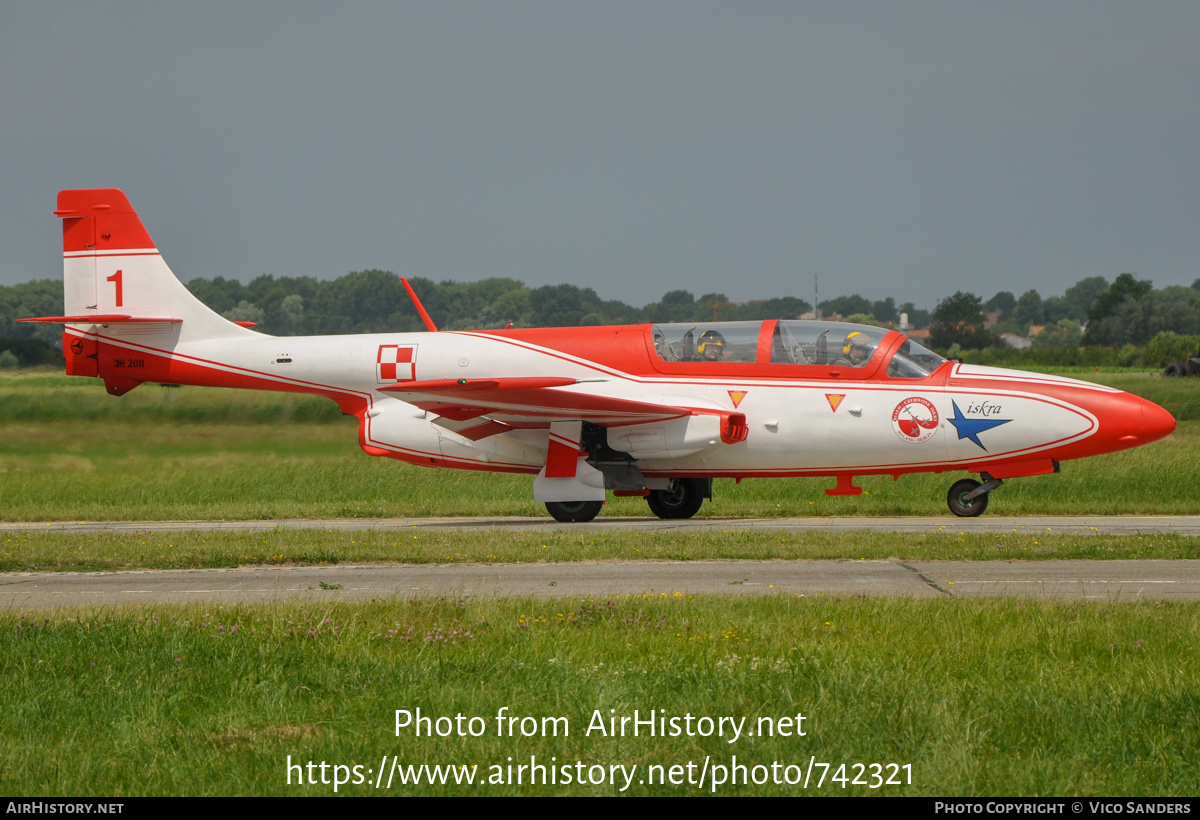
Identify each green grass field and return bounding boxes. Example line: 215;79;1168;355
2;596;1196;796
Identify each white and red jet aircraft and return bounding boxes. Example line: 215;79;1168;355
22;189;1176;521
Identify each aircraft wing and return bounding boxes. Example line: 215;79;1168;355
379;377;748;443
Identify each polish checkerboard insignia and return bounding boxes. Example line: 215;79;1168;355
377;345;417;383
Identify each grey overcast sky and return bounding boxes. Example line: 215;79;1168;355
2;2;1198;310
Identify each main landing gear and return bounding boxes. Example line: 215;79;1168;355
544;500;605;523
946;473;1003;517
646;478;710;520
544;478;712;522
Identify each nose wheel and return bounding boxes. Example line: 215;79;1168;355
646;478;708;520
946;474;1002;517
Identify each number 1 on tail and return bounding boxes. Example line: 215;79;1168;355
106;269;123;307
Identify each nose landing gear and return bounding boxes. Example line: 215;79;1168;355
947;473;1003;517
646;478;710;520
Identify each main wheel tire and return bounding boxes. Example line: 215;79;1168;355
545;500;604;523
947;478;989;517
646;479;706;520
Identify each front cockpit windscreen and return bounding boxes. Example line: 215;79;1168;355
652;321;761;363
885;338;946;378
769;321;883;368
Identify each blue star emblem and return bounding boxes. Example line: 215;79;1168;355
948;400;1011;451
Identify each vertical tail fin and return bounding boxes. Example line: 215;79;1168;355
53;188;251;341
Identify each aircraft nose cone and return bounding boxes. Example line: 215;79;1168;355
1140;398;1176;444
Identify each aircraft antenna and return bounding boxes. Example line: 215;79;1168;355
401;278;438;332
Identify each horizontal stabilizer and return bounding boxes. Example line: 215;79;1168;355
17;315;182;324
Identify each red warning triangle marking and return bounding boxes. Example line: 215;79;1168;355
825;394;846;412
728;390;747;408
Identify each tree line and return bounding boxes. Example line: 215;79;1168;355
0;270;928;346
2;269;1199;367
930;275;1200;352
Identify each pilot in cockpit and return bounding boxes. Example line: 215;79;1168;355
697;330;727;361
833;331;875;367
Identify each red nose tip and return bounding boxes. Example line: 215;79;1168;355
1141;399;1176;444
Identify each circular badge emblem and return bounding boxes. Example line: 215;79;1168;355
892;397;939;443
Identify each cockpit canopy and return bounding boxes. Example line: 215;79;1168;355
653;321;761;364
650;319;945;379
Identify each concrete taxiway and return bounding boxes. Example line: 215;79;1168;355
2;560;1199;609
3;516;1196;608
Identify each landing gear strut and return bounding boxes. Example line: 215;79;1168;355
545;500;604;523
646;478;709;520
946;473;1003;517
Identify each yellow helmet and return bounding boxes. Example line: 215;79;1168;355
842;331;872;356
697;330;726;355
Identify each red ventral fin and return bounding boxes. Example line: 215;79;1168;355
103;376;142;396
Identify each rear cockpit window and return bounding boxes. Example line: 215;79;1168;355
652;321;761;364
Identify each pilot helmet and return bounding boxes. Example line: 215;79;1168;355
697;330;727;358
842;331;874;357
